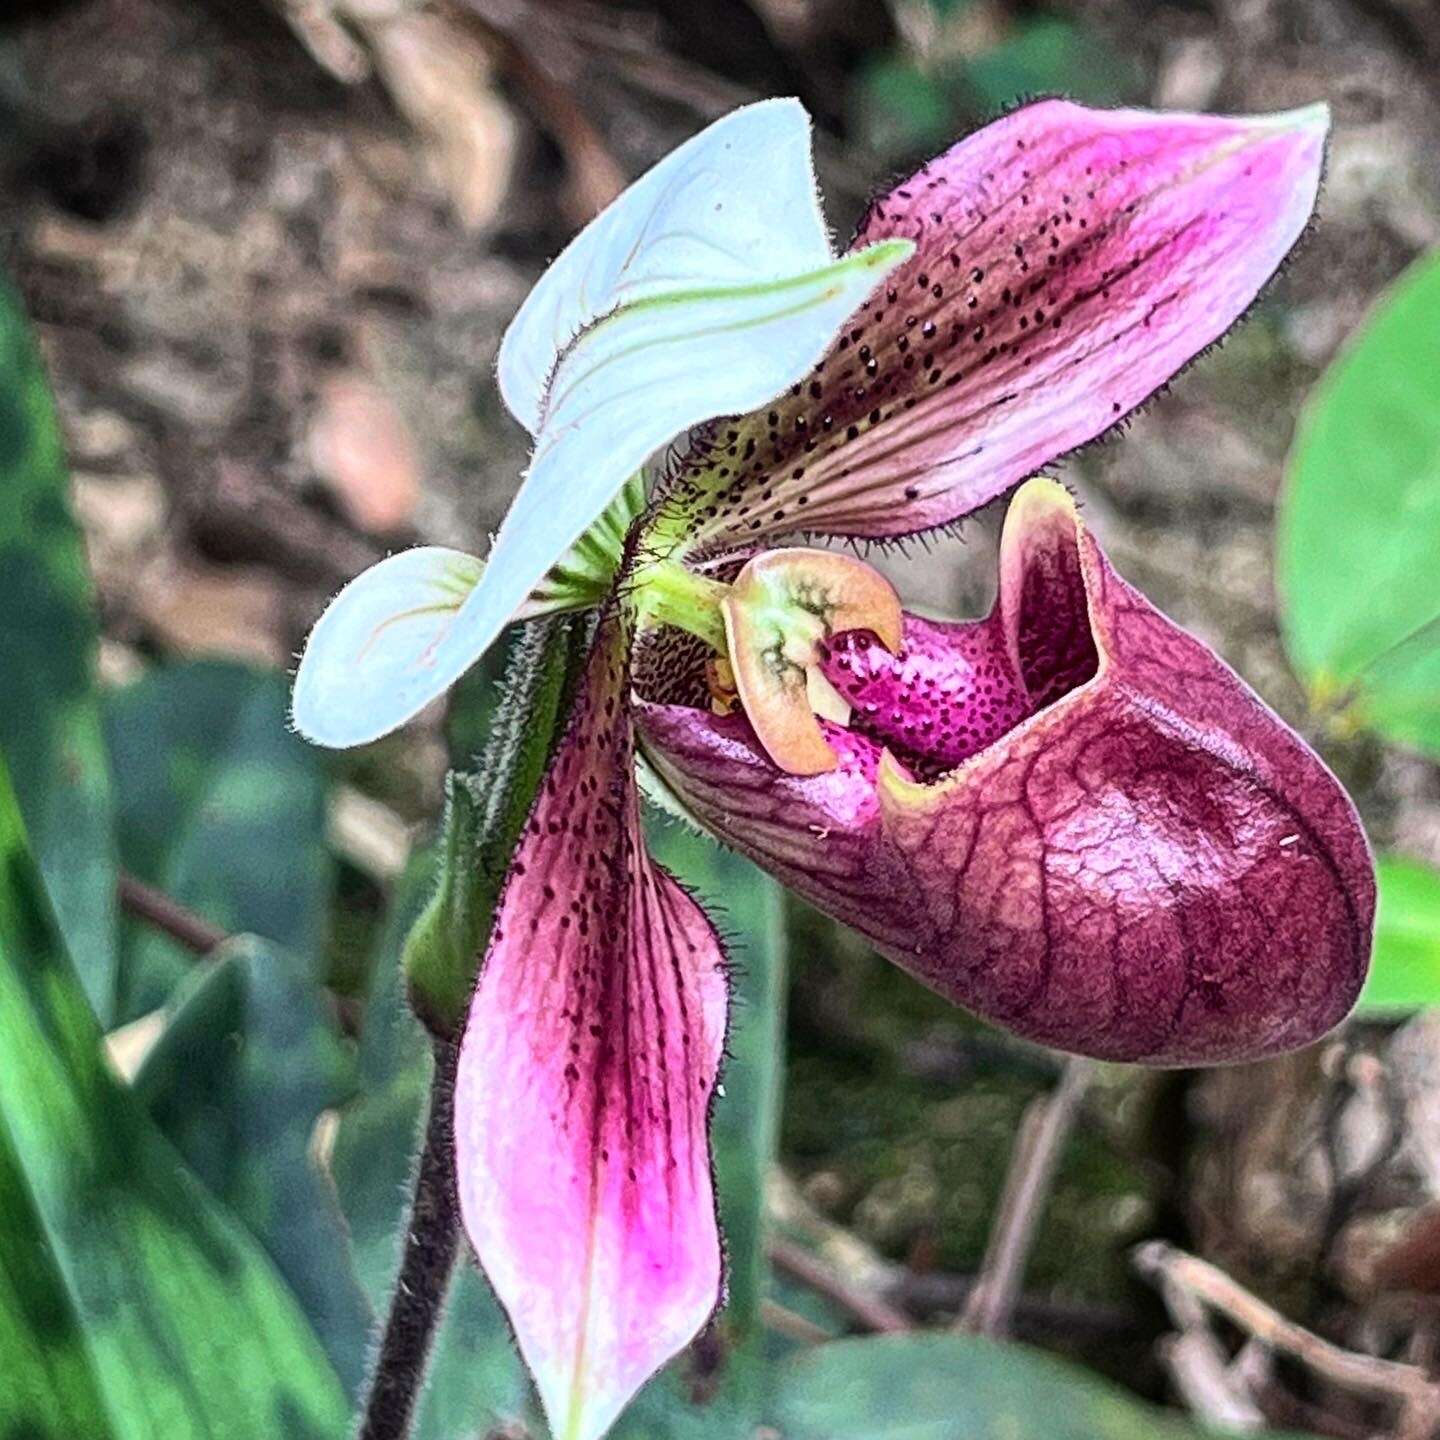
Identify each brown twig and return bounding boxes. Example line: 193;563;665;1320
759;1298;833;1346
767;1237;910;1335
1155;1271;1268;1434
117;871;229;955
888;1271;1138;1342
957;1055;1094;1337
1135;1240;1440;1439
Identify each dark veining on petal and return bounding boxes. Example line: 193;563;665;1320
646;102;1324;555
637;487;1373;1067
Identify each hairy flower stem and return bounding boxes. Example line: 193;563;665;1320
355;1039;462;1440
357;612;594;1440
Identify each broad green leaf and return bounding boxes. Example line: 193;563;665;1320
1278;250;1440;756
1356;856;1440;1013
132;938;371;1395
608;822;788;1439
104;660;333;1021
0;275;118;1020
330;851;531;1440
0;755;349;1440
1347;616;1440;758
770;1333;1318;1439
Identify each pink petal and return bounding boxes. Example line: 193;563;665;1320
663;101;1326;551
455;620;729;1440
638;482;1373;1065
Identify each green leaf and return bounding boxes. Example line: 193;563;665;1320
1355;856;1440;1013
0;753;349;1440
959;18;1130;113
770;1333;1317;1439
1278;250;1440;756
131;938;371;1395
104;660;333;1021
330;851;531;1439
852;56;954;162
0;275;119;1020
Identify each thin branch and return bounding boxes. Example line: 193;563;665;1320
1135;1240;1440;1438
760;1298;833;1346
768;1237;910;1334
957;1055;1094;1337
888;1271;1138;1342
1160;1331;1267;1432
117;871;229;955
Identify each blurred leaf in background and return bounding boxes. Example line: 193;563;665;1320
1278;251;1440;760
1278;250;1440;1015
103;661;334;1021
131;937;371;1396
852;1;1133;165
0;275;119;1021
771;1333;1317;1439
1356;857;1440;1014
0;753;350;1440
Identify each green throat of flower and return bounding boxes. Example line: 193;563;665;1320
625;546;903;777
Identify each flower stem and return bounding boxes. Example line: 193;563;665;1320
355;1039;462;1440
357;612;594;1438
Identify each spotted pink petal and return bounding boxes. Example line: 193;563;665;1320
454;619;728;1440
638;481;1373;1066
663;100;1327;553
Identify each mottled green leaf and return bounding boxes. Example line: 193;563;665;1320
132;938;371;1395
1356;856;1440;1013
771;1333;1317;1439
1278;250;1440;757
104;660;333;1020
0;753;349;1440
0;275;119;1020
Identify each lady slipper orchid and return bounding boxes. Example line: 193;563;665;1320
292;97;1374;1440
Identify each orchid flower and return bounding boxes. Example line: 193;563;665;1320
293;99;1374;1440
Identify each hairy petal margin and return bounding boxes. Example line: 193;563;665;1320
455;618;728;1440
665;100;1328;552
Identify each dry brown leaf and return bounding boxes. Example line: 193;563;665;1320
361;8;518;229
308;373;421;534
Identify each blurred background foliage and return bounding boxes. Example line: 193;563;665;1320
1;0;1439;1436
